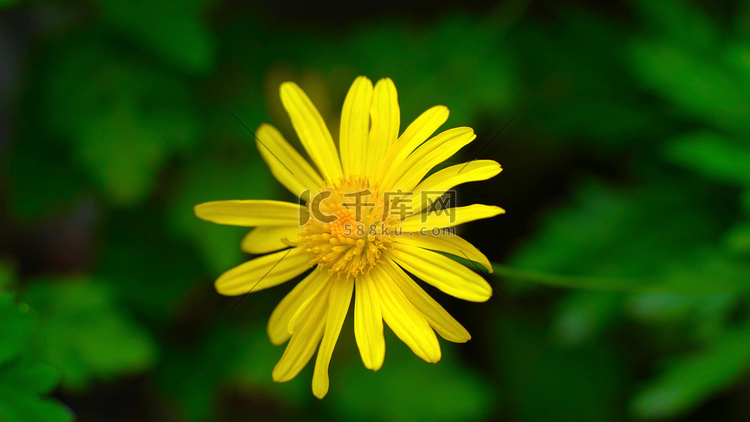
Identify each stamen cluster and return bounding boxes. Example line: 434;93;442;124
301;176;399;277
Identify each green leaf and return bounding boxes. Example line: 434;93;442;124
77;106;169;204
0;294;35;366
629;40;750;132
631;0;719;50
40;34;199;206
99;0;216;74
0;295;72;422
725;222;750;256
505;179;747;294
626;293;704;324
724;43;750;94
0;361;73;422
22;278;157;390
497;251;750;295
493;264;641;292
552;291;623;345
630;326;750;419
646;251;750;295
627;292;736;346
0;360;60;396
665;131;750;187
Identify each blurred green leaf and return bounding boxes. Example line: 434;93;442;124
493;264;641;292
645;251;750;295
630;325;750;420
98;0;217;74
629;39;750;132
632;0;718;50
552;291;623;345
40;35;199;206
0;294;72;422
0;294;35;366
78;105;169;204
725;222;750;256
506;179;746;294
23;278;157;390
627;293;703;324
724;43;750;93
665;131;750;187
0;360;73;422
626;292;737;345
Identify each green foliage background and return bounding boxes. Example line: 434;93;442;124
1;0;750;420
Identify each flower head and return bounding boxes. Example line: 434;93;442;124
195;76;504;398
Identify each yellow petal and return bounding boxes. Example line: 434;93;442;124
354;273;385;371
287;271;331;335
375;105;449;185
410;160;502;213
194;200;304;227
214;247;310;296
241;226;301;254
381;259;471;343
255;123;324;201
272;280;331;383
371;266;441;363
339;76;373;176
400;204;505;232
382;127;476;192
280;82;343;181
365;78;399;178
394;231;492;272
267;270;329;345
312;278;353;399
386;243;492;302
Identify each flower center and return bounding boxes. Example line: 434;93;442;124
301;175;400;278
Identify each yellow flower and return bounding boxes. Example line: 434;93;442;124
195;76;504;398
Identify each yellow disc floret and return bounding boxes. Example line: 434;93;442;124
301;176;400;278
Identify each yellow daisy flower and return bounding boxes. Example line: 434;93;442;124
195;76;504;398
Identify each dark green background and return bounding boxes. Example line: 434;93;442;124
1;0;750;420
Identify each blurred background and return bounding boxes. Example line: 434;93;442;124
2;0;750;420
